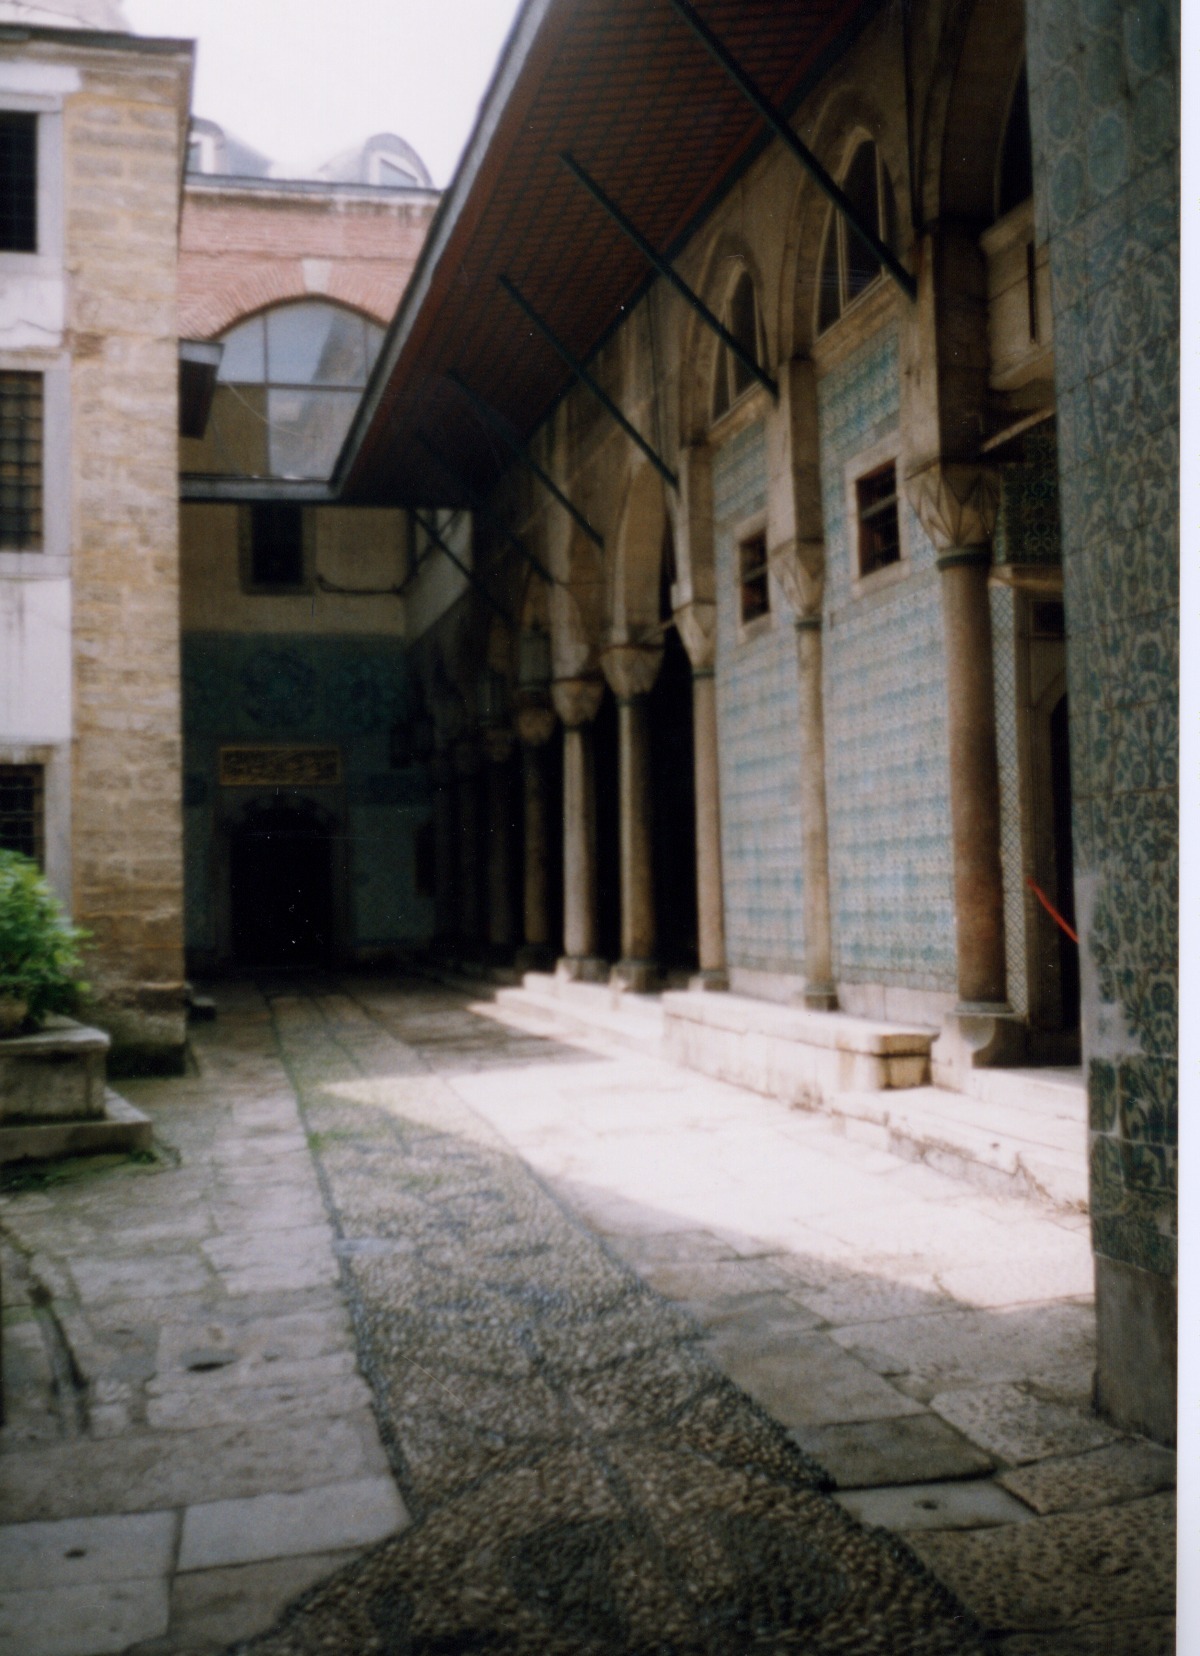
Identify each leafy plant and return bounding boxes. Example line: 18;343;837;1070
0;850;89;1030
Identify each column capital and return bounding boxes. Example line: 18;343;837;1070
768;537;825;621
514;699;557;749
905;461;1000;556
674;600;717;673
551;675;604;729
600;642;662;702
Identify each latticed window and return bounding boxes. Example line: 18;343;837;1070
0;766;43;864
738;529;770;625
712;268;766;421
0;371;43;550
0;111;37;253
816;140;898;333
855;461;901;576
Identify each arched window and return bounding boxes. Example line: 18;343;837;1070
816;139;898;334
207;301;385;480
996;64;1033;219
711;266;766;421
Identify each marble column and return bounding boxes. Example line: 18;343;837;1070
452;738;482;951
482;727;516;958
514;700;557;972
766;549;837;1010
551;676;606;981
602;644;662;992
908;462;1009;1014
674;601;727;988
431;750;458;945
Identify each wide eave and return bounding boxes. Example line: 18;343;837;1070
339;0;877;507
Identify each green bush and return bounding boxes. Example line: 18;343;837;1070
0;849;89;1030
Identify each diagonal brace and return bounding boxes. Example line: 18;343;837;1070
448;371;604;549
561;152;777;400
409;502;514;630
499;275;679;490
416;431;556;588
666;0;917;302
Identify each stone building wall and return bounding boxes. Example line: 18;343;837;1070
1025;0;1179;1439
62;38;192;1068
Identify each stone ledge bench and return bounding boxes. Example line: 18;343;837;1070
660;991;934;1104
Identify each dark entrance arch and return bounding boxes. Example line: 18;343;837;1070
230;801;335;968
649;624;698;975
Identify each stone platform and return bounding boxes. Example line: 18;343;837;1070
0;1019;152;1166
445;970;1087;1214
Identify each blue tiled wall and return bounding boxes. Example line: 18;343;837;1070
819;329;956;991
182;634;433;952
1027;0;1179;1283
713;420;808;975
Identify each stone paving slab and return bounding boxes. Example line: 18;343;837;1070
178;1478;408;1571
835;1478;1034;1532
789;1415;996;1490
995;1439;1179;1514
0;1579;170;1656
0;1510;177;1591
0;977;1176;1653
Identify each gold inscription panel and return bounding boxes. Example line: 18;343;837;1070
218;747;342;788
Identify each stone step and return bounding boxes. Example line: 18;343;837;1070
494;973;666;1054
824;1086;1088;1211
0;1091;153;1166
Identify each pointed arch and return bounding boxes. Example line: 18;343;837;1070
608;460;669;646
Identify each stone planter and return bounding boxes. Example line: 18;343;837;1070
0;1016;152;1164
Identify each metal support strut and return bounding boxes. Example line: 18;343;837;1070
561;152;777;400
417;430;556;588
409;504;514;630
448;371;604;549
499;276;679;490
666;0;917;302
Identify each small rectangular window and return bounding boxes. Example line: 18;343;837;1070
856;462;901;577
249;503;305;588
0;112;37;254
738;530;770;625
0;765;43;865
0;371;43;550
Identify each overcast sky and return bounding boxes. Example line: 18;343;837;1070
122;0;523;185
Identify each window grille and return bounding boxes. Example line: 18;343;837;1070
738;530;770;625
0;112;37;253
0;766;43;864
816;140;898;334
0;371;43;550
856;462;901;577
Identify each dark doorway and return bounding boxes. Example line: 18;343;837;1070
1049;694;1080;1031
230;803;334;968
649;625;698;973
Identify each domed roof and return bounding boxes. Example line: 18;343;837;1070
0;0;130;29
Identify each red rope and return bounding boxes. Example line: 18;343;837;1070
1026;877;1079;945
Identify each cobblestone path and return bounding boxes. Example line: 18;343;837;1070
236;983;983;1655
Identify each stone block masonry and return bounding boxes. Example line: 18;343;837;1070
59;39;194;1070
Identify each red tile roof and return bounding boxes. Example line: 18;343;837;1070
340;0;876;505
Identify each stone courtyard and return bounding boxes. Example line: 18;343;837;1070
0;979;1176;1654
